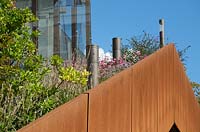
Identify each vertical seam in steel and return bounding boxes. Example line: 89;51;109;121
130;68;133;132
157;54;159;132
84;93;90;132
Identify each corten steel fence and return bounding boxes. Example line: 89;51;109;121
18;44;200;132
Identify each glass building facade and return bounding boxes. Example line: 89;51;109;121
16;0;91;59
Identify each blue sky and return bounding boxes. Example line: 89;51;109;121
91;0;200;83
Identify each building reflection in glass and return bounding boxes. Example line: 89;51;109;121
16;0;91;60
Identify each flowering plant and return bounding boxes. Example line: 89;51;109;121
99;49;147;82
99;57;129;81
122;49;147;65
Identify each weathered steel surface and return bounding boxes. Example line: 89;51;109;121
86;67;132;132
131;51;159;132
18;44;200;132
157;45;175;132
17;94;88;132
171;45;200;132
131;44;200;132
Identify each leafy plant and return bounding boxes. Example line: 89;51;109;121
50;55;90;87
123;32;191;66
124;32;160;56
191;82;200;104
0;1;90;131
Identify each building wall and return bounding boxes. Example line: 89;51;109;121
16;0;91;59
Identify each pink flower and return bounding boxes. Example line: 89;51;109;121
136;51;141;56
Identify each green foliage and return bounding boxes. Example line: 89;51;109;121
50;55;90;86
0;1;89;131
59;67;89;85
121;32;159;65
122;32;190;66
191;82;200;104
124;32;160;55
50;55;64;67
177;45;191;66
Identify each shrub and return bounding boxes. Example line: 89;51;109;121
191;82;200;104
0;1;89;131
99;58;129;82
0;55;89;131
99;49;146;82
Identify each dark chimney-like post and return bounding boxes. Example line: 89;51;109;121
112;37;121;59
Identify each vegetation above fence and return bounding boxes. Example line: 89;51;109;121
0;1;89;131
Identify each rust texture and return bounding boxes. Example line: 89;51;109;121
17;94;88;132
18;44;200;132
86;67;132;132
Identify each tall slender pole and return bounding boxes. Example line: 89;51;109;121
86;0;92;46
112;37;121;60
159;19;165;48
86;44;99;88
32;0;38;49
71;0;78;60
53;4;60;56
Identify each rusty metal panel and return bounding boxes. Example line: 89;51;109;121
131;44;200;132
173;47;186;132
131;51;159;132
178;74;187;132
17;94;88;132
17;44;200;132
184;76;200;132
164;44;200;132
172;43;200;132
87;68;132;132
157;45;175;132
